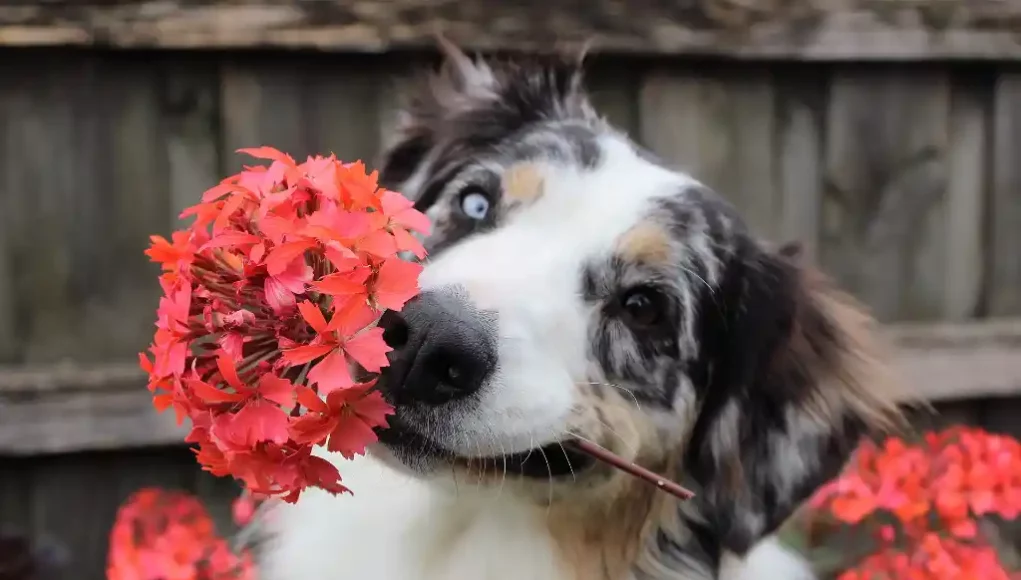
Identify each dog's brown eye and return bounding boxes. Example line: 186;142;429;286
620;288;664;327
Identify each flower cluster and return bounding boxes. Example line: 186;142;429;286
107;488;255;580
140;147;430;502
808;426;1021;579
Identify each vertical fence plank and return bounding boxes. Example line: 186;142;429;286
821;70;952;322
162;57;222;224
30;449;198;580
221;55;385;172
775;67;825;261
0;52;171;364
944;75;989;320
989;74;1021;317
0;59;18;363
638;67;782;241
587;60;642;140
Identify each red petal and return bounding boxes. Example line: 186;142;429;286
202;181;237;203
356;229;398;258
311;268;372;295
280;343;335;366
381;190;431;234
200;232;262;251
343;327;391;373
214;193;247;233
307;350;354;394
347;389;394;428
215;350;247;390
225;400;292;447
294;386;328;413
237;146;296;166
187;378;248;403
302;456;350;496
289;414;336;446
325;417;378;460
392;227;427;259
264;276;297;315
372;258;423;311
257;373;296;407
264;240;316;277
138;352;154;374
296;300;329;334
327;296;379;337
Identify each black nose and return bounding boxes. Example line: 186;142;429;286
379;290;497;406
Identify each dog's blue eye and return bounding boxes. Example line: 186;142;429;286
459;190;490;220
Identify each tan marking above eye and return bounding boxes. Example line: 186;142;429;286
616;222;672;266
502;163;545;203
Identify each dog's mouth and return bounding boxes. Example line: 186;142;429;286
375;417;594;478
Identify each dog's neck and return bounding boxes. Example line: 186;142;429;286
542;477;720;580
417;459;723;580
258;453;811;580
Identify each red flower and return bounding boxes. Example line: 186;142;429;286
107;488;256;580
140;147;429;502
808;427;1021;578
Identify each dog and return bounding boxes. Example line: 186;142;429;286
254;43;905;580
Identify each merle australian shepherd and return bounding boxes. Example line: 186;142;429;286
254;43;905;580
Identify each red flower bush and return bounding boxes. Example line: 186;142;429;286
807;426;1021;579
107;488;255;580
140;147;430;502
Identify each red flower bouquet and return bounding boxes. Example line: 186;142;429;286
806;426;1021;579
140;147;430;502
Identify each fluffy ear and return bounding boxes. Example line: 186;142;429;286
376;39;497;191
685;243;906;555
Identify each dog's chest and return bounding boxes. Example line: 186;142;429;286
258;454;570;580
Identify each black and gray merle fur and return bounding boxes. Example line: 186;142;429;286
256;43;906;580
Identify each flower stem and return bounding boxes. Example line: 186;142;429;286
567;439;695;501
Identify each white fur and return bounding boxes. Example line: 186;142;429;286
417;135;694;456
258;450;816;580
257;108;821;580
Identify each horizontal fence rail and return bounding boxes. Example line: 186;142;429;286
1;1;1020;60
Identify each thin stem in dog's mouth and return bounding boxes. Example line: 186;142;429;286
565;439;695;501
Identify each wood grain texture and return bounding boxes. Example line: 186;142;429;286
989;75;1021;316
163;57;222;224
775;66;826;262
943;73;989;320
1;1;1020;60
821;70;952;322
639;66;783;241
586;62;642;141
220;54;385;173
0;52;170;366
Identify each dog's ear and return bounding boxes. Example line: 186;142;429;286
686;243;906;555
376;39;497;191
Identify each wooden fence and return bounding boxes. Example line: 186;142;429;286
1;1;1021;578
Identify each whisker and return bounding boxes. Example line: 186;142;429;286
536;444;554;518
582;380;643;412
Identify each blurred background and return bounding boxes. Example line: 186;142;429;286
0;1;1019;579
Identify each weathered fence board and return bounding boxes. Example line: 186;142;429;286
638;67;786;241
991;74;1021;317
774;66;826;262
821;70;953;322
944;71;990;321
0;53;170;366
220;55;387;173
2;1;1021;60
1;43;1021;580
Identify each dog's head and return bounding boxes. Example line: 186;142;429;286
371;44;903;556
